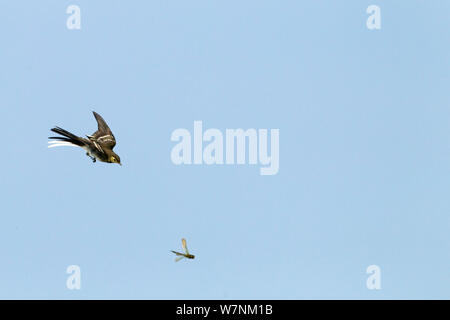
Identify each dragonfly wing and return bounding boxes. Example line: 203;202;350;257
182;238;190;255
175;256;185;262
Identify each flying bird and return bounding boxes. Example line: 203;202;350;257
48;111;121;165
171;238;195;262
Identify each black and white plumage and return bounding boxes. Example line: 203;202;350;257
48;111;121;165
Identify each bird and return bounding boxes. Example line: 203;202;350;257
171;238;195;262
48;111;121;165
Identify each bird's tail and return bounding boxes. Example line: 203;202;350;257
48;127;85;148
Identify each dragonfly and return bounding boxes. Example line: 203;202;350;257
171;238;195;262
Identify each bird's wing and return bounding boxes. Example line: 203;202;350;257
89;111;116;149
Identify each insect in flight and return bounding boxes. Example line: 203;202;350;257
171;238;195;262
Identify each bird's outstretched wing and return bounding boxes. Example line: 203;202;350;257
88;111;116;150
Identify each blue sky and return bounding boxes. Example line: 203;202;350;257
0;1;449;299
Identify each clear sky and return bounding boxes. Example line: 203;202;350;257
0;1;449;299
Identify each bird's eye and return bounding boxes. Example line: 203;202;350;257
111;157;116;162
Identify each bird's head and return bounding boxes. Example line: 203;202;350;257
110;153;121;166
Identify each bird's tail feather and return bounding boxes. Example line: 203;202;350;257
48;127;85;148
47;140;79;148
